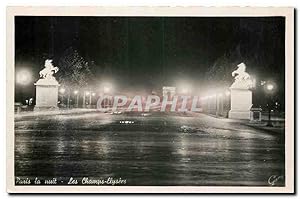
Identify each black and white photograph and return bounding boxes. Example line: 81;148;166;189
6;6;294;193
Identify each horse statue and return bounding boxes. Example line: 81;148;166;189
232;62;250;81
39;59;59;80
231;62;253;89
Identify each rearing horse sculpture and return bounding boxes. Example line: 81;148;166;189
39;59;59;80
232;62;250;81
231;62;253;89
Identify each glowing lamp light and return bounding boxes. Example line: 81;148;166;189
92;92;96;96
181;88;189;94
178;83;191;94
266;84;274;91
74;90;79;95
59;88;66;94
103;86;110;93
16;70;31;85
85;91;90;96
225;90;230;96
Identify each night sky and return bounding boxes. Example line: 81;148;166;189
15;16;285;107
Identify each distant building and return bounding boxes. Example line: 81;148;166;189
162;87;176;98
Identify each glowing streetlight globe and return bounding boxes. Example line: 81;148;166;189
266;84;274;91
59;88;65;94
264;82;276;127
103;86;110;93
74;90;78;95
92;92;96;96
16;70;31;85
225;90;230;96
181;88;189;94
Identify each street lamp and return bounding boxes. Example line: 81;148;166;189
224;90;231;117
74;90;79;107
181;88;189;94
16;69;32;104
177;83;191;95
88;92;96;108
59;88;66;94
101;83;113;109
103;86;111;94
264;82;275;127
266;84;274;91
59;88;66;106
16;69;31;85
225;90;230;97
84;90;93;107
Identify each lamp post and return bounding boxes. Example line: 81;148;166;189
84;91;91;108
82;91;86;108
217;93;224;117
16;69;32;104
67;91;71;109
265;82;275;127
59;88;66;106
91;92;96;108
103;84;112;108
224;90;231;117
74;90;79;108
215;94;218;116
16;70;31;85
89;91;92;106
103;86;110;94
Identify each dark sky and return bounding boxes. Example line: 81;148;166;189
15;16;285;104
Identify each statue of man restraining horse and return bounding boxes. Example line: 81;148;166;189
231;62;253;89
39;59;59;80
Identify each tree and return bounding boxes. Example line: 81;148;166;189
205;44;242;90
57;47;92;89
57;47;93;107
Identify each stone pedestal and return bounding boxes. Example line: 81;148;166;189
34;78;59;111
250;108;262;122
228;88;252;120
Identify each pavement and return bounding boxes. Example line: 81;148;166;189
15;108;98;118
245;122;284;135
14;110;285;186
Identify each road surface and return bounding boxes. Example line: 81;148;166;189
14;111;285;186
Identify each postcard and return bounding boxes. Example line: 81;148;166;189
6;6;294;193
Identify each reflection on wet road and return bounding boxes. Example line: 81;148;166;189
15;112;285;186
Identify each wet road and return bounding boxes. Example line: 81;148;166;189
14;112;285;186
